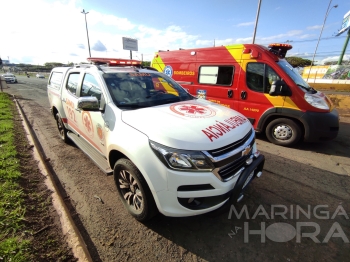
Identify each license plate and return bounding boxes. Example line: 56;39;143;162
242;170;255;189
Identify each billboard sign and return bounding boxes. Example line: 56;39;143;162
122;37;138;51
336;10;350;36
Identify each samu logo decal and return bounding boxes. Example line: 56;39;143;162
163;65;173;77
82;111;94;138
170;103;216;118
96;124;104;141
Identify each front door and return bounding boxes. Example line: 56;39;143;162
79;73;107;156
237;62;284;127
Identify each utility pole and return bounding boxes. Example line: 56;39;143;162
306;0;338;81
252;0;262;44
337;29;350;65
81;9;91;57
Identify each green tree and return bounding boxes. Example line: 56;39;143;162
44;62;64;68
141;61;151;67
285;57;312;67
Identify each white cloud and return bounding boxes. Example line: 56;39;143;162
1;0;333;65
307;25;322;30
298;34;315;39
88;11;135;30
236;22;255;27
0;0;202;64
321;55;350;64
232;30;304;45
235;37;253;43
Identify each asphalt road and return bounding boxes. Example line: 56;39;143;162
3;75;350;262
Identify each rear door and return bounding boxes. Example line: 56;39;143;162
194;65;236;109
61;70;84;134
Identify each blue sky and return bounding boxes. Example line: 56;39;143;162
1;0;349;65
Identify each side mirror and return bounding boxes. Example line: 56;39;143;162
77;96;100;111
269;80;292;96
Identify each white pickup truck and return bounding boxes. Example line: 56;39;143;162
47;58;265;221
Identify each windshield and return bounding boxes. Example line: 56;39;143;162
277;60;313;92
103;72;194;109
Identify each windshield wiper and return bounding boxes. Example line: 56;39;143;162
297;84;317;93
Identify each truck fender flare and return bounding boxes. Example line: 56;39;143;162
256;108;307;135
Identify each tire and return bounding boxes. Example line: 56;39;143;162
266;118;302;146
114;159;157;221
55;113;69;143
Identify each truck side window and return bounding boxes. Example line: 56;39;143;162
199;66;234;86
81;74;102;101
49;72;63;90
66;73;80;96
246;63;281;93
266;66;281;93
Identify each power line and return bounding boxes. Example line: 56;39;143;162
258;35;347;46
284;35;347;44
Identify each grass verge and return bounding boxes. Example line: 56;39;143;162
0;92;76;261
0;92;29;261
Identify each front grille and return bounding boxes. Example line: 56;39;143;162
218;155;250;179
203;128;255;181
207;129;252;157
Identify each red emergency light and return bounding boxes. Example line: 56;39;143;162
87;57;142;66
268;43;293;59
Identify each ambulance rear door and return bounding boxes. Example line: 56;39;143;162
194;64;237;109
192;46;242;110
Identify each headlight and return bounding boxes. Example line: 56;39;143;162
304;93;329;110
150;141;214;171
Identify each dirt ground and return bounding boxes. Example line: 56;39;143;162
10;100;77;261
5;88;350;262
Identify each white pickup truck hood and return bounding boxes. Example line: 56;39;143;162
121;99;252;150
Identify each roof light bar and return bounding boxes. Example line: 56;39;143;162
268;43;293;59
268;43;293;50
87;57;142;66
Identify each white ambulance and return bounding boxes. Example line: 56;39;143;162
47;58;265;221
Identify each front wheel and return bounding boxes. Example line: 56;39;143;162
266;118;302;147
55;113;69;143
114;159;157;221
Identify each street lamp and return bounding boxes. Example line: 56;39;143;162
307;0;338;81
81;9;91;57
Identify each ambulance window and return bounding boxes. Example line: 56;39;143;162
66;73;80;96
246;63;281;93
81;74;102;101
266;66;281;93
199;66;234;86
49;72;63;90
